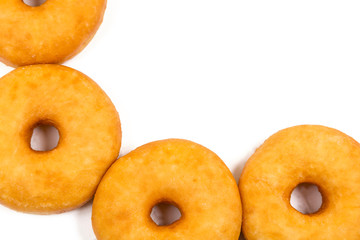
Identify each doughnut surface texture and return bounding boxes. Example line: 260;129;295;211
0;0;106;67
0;64;121;214
92;139;242;240
239;125;360;240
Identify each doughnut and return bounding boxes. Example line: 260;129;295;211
0;0;106;67
92;139;242;240
0;64;121;214
239;125;360;240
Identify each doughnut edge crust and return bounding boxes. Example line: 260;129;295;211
0;64;121;214
0;0;107;67
92;139;242;240
239;125;360;240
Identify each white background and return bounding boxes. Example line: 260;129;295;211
1;0;360;239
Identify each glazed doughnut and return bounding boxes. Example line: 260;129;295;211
92;139;242;240
239;125;360;240
0;0;106;67
0;64;121;214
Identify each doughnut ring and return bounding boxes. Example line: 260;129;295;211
0;0;106;67
92;139;242;240
0;64;121;214
239;125;360;240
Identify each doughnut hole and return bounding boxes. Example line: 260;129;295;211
150;202;182;226
30;123;60;152
23;0;47;7
290;183;323;214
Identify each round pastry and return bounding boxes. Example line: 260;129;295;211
0;0;106;67
92;139;242;240
239;125;360;240
0;64;121;214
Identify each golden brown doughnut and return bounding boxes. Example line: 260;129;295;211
92;139;242;240
0;0;106;67
0;64;121;214
239;125;360;240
